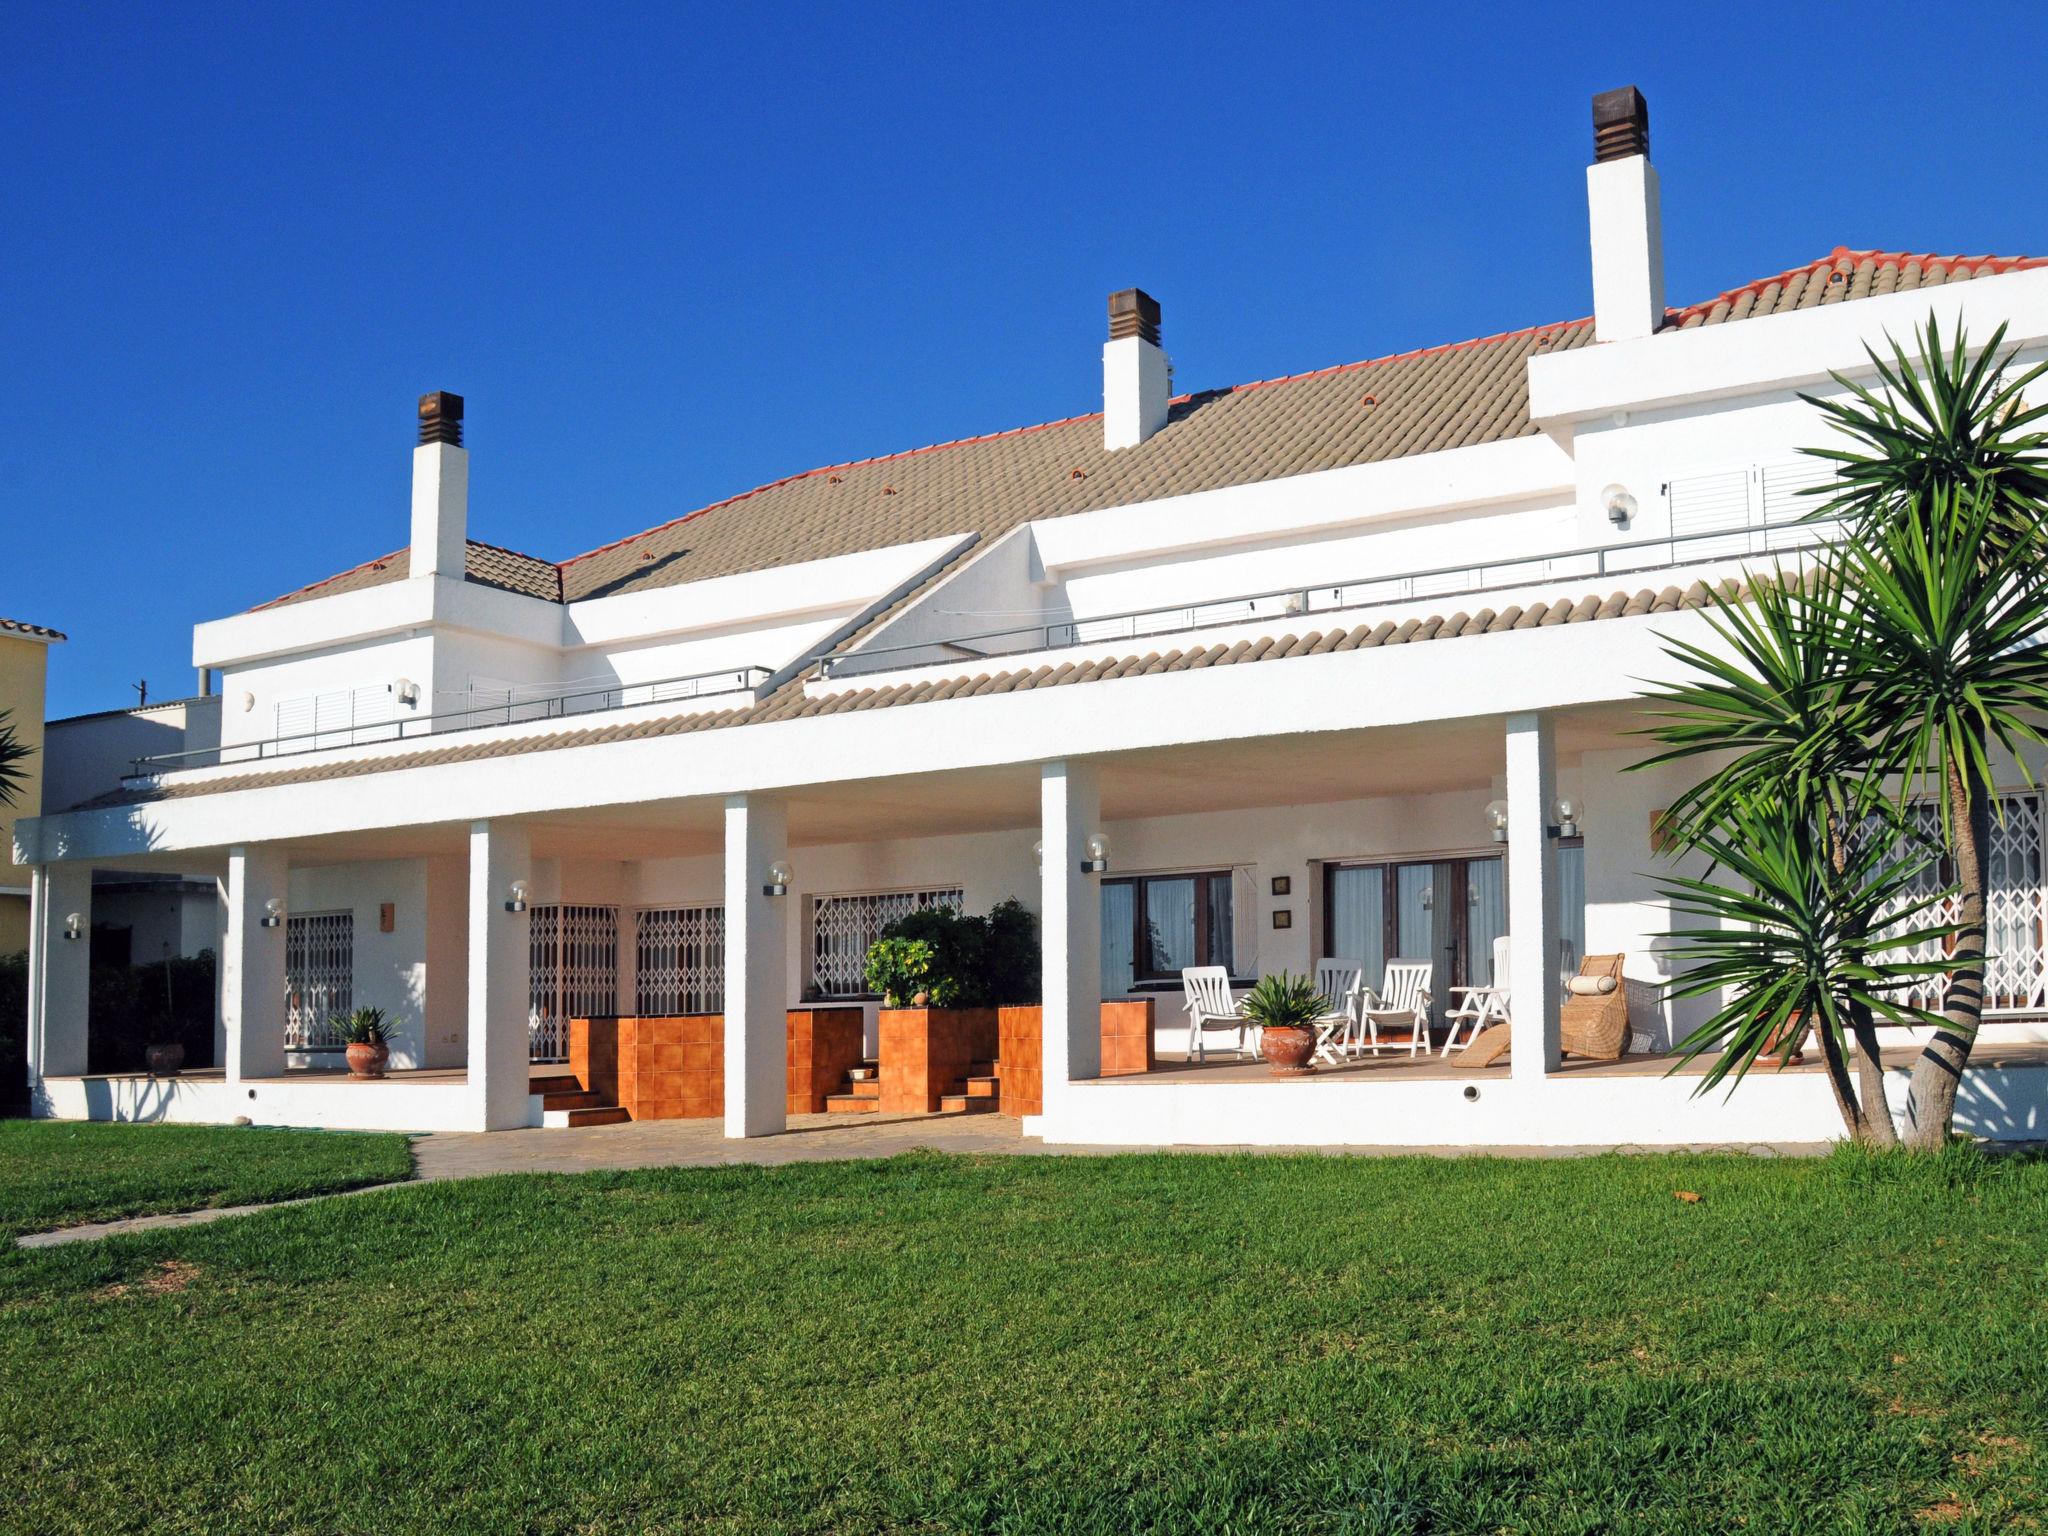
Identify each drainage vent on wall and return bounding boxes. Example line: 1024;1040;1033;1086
1463;1086;1480;1102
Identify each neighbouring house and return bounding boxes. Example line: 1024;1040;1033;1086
0;616;65;957
43;693;225;970
16;88;2048;1143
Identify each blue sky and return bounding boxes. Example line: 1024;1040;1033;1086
8;1;2047;718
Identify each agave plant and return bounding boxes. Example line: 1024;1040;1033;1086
330;1005;396;1047
0;709;30;810
1239;972;1329;1031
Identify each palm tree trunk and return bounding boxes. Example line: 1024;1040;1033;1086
1847;1004;1898;1147
1824;806;1897;1145
1902;756;1990;1149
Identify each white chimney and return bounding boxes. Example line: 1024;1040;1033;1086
409;390;467;579
1102;288;1168;450
1586;87;1665;343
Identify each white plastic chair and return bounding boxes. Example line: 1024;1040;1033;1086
1180;966;1251;1061
1359;960;1433;1058
1443;937;1510;1058
1311;960;1365;1064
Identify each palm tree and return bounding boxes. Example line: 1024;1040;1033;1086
1639;316;2048;1148
0;709;29;809
1807;318;2048;1146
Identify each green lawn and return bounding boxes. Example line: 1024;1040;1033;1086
0;1120;414;1240
1;1147;2043;1534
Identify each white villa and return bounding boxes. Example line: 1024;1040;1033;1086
17;88;2048;1146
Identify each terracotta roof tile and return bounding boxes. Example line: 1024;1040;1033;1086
0;617;65;641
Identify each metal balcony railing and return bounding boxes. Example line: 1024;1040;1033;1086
129;665;774;777
817;514;1838;681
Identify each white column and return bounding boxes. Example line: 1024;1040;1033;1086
723;793;788;1138
467;820;532;1130
223;845;289;1081
1041;761;1103;1114
26;863;92;1086
1506;712;1562;1079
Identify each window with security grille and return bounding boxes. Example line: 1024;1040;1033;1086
635;905;724;1015
809;887;964;997
528;905;619;1061
285;911;353;1049
1871;792;2047;1016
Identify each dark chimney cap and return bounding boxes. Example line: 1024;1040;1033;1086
418;391;464;447
1592;86;1649;163
1108;288;1161;346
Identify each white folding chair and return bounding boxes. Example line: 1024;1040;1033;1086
1359;960;1433;1058
1311;960;1365;1064
1180;966;1251;1061
1443;936;1510;1057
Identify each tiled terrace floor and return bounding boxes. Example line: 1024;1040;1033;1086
1122;1039;2048;1086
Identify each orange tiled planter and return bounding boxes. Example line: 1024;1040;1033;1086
878;1007;998;1114
998;999;1154;1116
786;1007;866;1113
569;1009;868;1120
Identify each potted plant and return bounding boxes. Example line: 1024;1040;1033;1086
144;1041;185;1076
332;1006;397;1079
1242;972;1328;1077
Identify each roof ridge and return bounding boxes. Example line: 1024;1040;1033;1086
1664;246;2048;330
558;409;1106;572
252;547;407;611
561;317;1593;572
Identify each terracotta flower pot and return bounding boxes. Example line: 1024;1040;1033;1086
346;1041;390;1079
144;1042;185;1077
1260;1022;1317;1076
1763;1012;1810;1065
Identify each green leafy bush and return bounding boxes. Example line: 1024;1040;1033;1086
863;901;1041;1008
864;937;938;1008
87;951;218;1075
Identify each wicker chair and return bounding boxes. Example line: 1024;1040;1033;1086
1455;953;1631;1067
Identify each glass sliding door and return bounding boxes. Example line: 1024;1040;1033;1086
1325;857;1498;1032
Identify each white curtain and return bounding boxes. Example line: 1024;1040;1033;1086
1327;867;1385;981
1100;883;1135;996
1146;877;1197;973
1467;858;1507;985
1230;866;1257;978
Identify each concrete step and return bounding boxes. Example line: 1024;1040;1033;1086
847;1078;882;1099
938;1094;998;1115
540;1089;610;1112
529;1074;582;1097
542;1104;630;1128
824;1093;880;1114
964;1075;1000;1098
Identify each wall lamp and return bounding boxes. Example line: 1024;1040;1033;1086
62;912;83;941
1484;799;1585;843
260;897;285;929
763;860;792;898
394;676;421;707
1602;483;1637;527
1079;833;1110;875
505;880;528;913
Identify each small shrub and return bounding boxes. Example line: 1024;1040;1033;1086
865;937;938;1008
865;901;1042;1008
